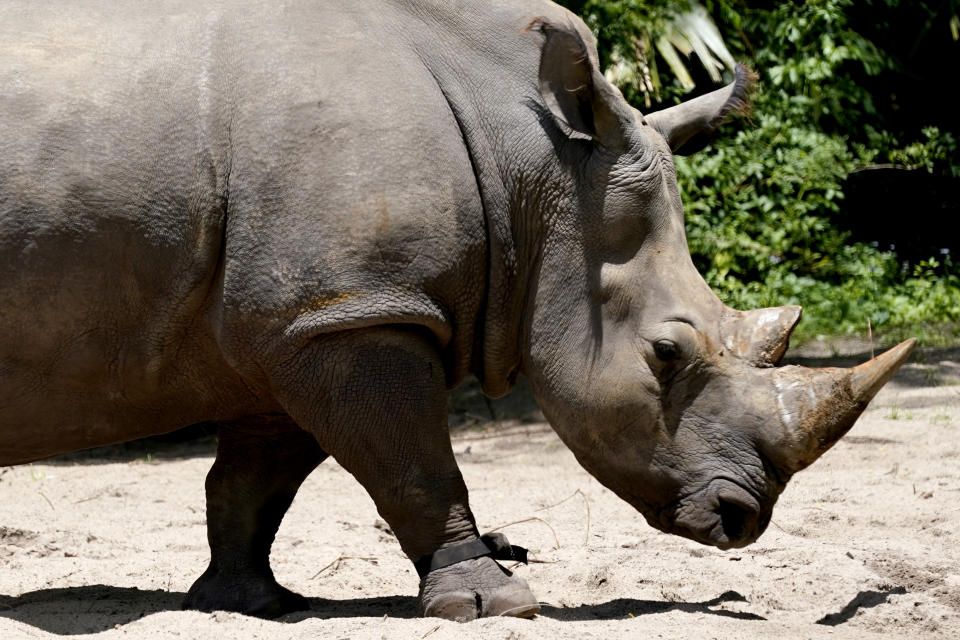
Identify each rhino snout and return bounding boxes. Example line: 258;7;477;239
671;478;769;550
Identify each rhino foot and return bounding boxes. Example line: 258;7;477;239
419;556;540;621
183;567;309;618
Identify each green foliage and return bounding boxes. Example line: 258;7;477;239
886;127;960;178
564;0;960;343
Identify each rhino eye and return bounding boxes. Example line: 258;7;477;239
653;340;678;361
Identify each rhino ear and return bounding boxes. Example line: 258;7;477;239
646;64;756;155
531;19;634;149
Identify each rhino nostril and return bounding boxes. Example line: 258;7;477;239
717;497;755;541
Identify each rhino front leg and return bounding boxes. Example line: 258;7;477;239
266;327;539;621
183;414;326;618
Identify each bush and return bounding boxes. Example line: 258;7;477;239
561;0;960;343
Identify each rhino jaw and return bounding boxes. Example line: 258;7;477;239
773;338;916;472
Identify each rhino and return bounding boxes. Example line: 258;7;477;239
1;0;913;623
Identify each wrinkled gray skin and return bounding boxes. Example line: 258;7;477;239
1;0;913;622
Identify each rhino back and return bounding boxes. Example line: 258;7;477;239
0;0;515;461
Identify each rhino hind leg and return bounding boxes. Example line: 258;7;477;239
183;414;326;618
262;326;538;621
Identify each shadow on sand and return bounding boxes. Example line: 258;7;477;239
1;583;917;632
815;586;908;626
0;585;768;635
539;589;765;622
0;585;420;635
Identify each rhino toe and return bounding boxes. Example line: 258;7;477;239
482;581;541;618
419;557;539;621
422;589;480;622
183;567;309;618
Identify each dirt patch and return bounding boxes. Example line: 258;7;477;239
2;356;959;639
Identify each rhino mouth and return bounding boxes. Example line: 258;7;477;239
670;478;768;549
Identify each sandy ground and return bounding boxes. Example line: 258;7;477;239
2;344;960;639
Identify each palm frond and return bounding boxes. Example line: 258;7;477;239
603;1;736;102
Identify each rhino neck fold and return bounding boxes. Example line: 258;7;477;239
415;56;540;398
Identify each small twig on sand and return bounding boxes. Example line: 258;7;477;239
74;491;104;505
310;555;378;579
488;517;560;549
422;624;442;638
536;489;579;511
452;425;551;442
37;491;55;512
507;556;559;570
488;490;593;552
536;489;591;546
769;520;800;536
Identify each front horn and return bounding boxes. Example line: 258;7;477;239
771;339;916;471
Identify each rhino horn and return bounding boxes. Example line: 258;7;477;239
772;339;916;472
725;305;803;366
646;64;756;155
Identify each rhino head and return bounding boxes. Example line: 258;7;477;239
516;19;914;549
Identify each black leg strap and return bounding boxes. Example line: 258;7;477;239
414;532;528;579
